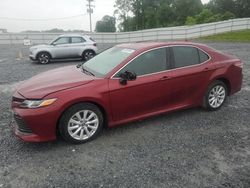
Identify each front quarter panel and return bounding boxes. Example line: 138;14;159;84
31;46;53;59
45;78;111;129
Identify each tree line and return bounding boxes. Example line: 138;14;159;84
95;0;250;32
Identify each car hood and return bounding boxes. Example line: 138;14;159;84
30;44;51;50
17;66;94;99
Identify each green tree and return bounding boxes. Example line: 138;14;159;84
206;0;250;18
221;11;236;20
114;0;244;31
95;15;116;32
235;0;250;18
114;0;133;31
114;0;203;31
172;0;203;25
185;9;236;26
185;16;197;25
195;9;214;24
206;0;236;14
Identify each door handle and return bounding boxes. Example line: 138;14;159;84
159;76;171;81
203;67;213;71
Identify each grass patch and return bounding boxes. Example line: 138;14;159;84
200;29;250;42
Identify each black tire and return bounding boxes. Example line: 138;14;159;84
59;103;103;144
203;80;228;111
82;50;95;61
37;52;51;64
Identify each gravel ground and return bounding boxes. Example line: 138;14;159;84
0;42;250;188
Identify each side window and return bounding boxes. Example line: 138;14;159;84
198;49;209;63
172;46;200;68
71;37;86;43
118;48;168;77
54;37;70;45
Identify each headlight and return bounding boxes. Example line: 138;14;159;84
20;98;57;108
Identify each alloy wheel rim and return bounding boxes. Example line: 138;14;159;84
68;110;99;140
84;52;94;60
39;54;49;64
208;85;226;108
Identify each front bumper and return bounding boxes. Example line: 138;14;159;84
10;110;57;142
10;117;55;142
11;93;59;142
29;54;36;61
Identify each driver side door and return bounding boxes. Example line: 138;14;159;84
108;47;174;124
51;37;71;58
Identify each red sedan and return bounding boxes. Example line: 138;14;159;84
11;42;243;143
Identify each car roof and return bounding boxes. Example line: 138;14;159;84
116;41;211;51
59;34;90;38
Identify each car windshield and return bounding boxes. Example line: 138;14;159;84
82;47;135;77
49;37;58;45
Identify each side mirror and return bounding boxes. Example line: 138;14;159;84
119;71;137;85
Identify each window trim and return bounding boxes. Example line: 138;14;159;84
198;48;210;63
171;46;201;69
53;37;70;45
71;37;86;44
110;45;211;79
113;47;169;78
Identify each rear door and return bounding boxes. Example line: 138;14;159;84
68;37;87;57
169;46;212;106
108;47;174;122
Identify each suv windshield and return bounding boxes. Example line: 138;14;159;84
82;47;135;77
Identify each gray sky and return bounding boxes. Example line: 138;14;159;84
0;0;210;32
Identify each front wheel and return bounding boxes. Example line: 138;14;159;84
59;103;103;144
203;80;227;111
37;52;51;64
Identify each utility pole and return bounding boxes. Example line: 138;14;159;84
86;0;94;32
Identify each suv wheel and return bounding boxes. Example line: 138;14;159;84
37;52;51;64
82;50;95;61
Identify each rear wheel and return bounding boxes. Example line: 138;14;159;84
37;52;51;64
82;50;95;61
203;80;227;111
59;103;103;144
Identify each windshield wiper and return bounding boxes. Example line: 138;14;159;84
81;67;95;76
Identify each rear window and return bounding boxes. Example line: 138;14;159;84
172;46;200;68
198;50;210;63
71;37;85;43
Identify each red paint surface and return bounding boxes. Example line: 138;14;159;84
11;42;243;142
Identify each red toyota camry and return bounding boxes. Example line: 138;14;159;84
11;42;243;143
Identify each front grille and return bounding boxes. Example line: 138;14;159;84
14;114;32;134
12;97;25;108
12;97;24;103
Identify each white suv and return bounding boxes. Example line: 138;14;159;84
29;34;98;64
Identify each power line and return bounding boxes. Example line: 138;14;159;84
0;14;88;21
